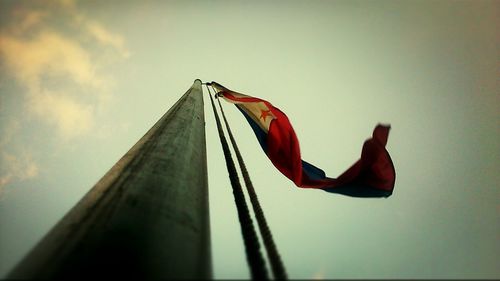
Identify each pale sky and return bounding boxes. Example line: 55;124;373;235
0;0;499;279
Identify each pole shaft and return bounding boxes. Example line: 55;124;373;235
9;79;211;279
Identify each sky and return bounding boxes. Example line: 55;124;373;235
0;0;499;279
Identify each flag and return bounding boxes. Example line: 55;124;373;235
210;82;396;198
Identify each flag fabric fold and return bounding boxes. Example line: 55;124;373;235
210;82;396;198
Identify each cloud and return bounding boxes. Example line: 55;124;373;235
14;10;48;33
0;0;129;140
85;21;131;58
28;90;94;139
0;0;129;190
0;31;98;140
0;120;20;147
0;30;103;91
0;152;39;188
0;121;39;194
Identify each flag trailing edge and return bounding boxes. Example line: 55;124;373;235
210;82;396;198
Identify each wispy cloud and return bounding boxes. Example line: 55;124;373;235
0;120;39;195
0;0;129;191
0;0;129;139
28;89;94;139
85;20;131;58
0;30;104;91
0;151;39;193
0;30;102;139
13;10;48;34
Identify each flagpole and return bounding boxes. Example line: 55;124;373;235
8;79;211;279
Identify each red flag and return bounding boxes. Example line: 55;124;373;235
211;82;396;197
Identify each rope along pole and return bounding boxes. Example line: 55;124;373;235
206;85;269;280
215;92;288;280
